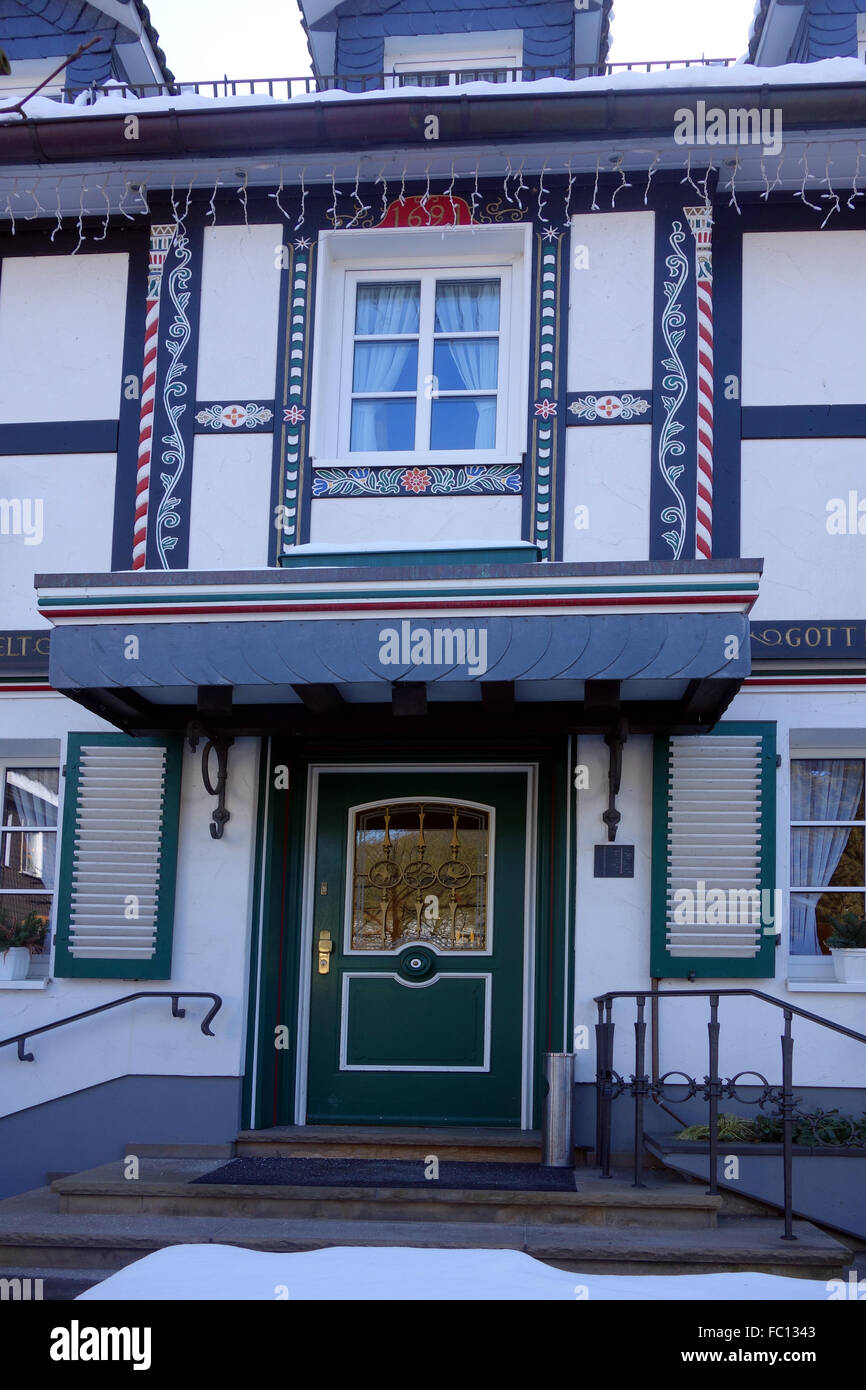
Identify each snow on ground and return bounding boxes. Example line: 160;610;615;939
77;1245;834;1301
2;56;866;125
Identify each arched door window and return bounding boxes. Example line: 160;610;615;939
350;801;490;951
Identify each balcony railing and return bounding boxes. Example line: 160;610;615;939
46;59;736;106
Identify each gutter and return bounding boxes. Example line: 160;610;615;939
1;80;865;167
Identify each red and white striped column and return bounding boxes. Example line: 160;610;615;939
132;224;176;569
685;205;714;560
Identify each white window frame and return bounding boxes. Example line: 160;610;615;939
858;14;866;63
311;224;531;471
383;31;523;88
0;757;60;981
787;745;865;983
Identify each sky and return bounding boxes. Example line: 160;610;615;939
145;0;760;84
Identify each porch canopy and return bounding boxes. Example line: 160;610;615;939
36;554;761;737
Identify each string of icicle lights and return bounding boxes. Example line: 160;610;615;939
0;145;864;245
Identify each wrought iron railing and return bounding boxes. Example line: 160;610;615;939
48;59;736;105
594;989;866;1240
0;991;222;1062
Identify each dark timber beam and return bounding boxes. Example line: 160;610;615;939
196;685;233;720
583;679;621;715
481;681;515;711
291;683;345;714
391;682;427;718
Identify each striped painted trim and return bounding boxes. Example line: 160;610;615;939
38;573;760;623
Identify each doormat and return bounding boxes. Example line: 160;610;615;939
192;1157;577;1192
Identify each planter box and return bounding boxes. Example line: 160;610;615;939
831;948;866;984
0;947;30;981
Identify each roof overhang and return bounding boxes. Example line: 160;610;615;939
36;559;761;738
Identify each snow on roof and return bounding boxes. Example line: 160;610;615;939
2;55;865;124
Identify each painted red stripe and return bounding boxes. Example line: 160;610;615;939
46;592;759;620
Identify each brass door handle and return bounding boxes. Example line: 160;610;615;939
317;930;334;975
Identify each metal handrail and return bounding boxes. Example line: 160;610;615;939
0;991;222;1062
593;988;866;1241
46;58;736;105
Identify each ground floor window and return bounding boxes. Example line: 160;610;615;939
0;761;59;978
790;752;865;958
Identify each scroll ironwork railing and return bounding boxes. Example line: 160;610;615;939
594;988;866;1240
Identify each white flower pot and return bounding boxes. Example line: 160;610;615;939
830;948;866;984
0;947;30;981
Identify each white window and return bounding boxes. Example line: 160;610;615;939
312;225;531;470
384;32;523;88
0;761;59;979
788;749;865;979
859;14;866;62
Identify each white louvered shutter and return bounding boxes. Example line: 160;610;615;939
54;736;181;978
652;726;776;978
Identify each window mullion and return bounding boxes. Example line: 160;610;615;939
417;273;435;451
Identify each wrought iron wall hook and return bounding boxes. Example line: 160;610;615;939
201;735;233;839
602;717;629;842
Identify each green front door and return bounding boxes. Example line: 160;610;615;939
306;770;530;1126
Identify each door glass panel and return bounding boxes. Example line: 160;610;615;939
351;801;490;951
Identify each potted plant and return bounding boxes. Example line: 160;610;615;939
0;909;48;981
825;910;866;984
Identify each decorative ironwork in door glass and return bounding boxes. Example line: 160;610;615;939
351;802;489;951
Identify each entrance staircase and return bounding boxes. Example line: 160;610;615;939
0;1127;854;1299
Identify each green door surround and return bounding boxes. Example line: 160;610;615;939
243;739;573;1133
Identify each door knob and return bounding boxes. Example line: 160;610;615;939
317;930;334;975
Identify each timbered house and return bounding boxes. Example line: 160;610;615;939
0;0;864;1262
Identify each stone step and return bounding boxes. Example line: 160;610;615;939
51;1159;722;1228
234;1125;551;1165
0;1212;851;1285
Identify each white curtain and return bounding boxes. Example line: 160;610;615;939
351;284;419;451
433;282;498;448
790;758;864;955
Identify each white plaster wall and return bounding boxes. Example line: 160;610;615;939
562;425;650;561
308;496;524;546
742;230;866;405
196;225;283;400
741;439;866;619
0;452;116;629
188;434;272;570
571;700;866;1091
568;211;655;391
572;734;655;1086
0;693;109;742
0;737;259;1118
0;254;128;422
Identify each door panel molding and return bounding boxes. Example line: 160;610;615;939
339;971;492;1072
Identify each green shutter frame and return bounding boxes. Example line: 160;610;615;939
651;721;777;979
53;733;182;980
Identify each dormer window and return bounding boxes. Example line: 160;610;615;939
383;32;523;89
859;14;866;62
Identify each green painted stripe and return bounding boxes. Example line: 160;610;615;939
38;580;758;610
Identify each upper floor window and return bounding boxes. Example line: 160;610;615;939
348;274;502;453
859;14;866;62
312;224;531;469
384;32;522;88
789;753;864;964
